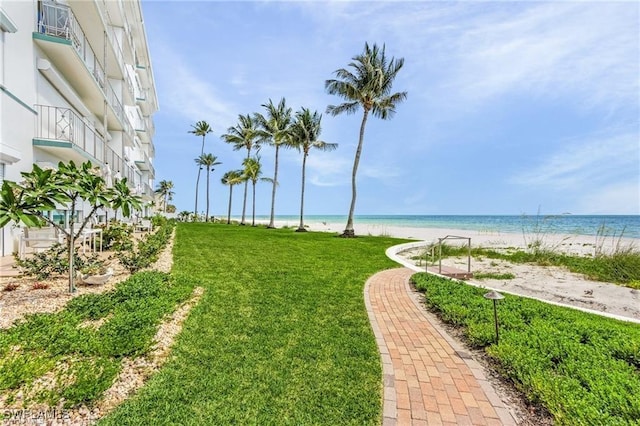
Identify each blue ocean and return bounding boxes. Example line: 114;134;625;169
260;215;640;239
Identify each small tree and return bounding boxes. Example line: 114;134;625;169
0;161;141;292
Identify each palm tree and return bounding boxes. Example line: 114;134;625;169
189;121;213;219
221;170;244;224
289;108;338;232
154;180;174;213
325;43;407;237
242;156;269;227
254;98;292;229
195;153;222;222
221;114;261;225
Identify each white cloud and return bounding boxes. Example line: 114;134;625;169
431;2;639;113
152;45;238;129
306;153;350;187
512;129;639;191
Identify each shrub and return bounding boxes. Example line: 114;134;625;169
14;244;104;280
412;272;640;425
116;220;173;274
100;221;134;251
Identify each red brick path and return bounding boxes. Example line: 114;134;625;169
364;268;516;425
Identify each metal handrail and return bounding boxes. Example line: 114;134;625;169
37;2;131;135
35;105;104;163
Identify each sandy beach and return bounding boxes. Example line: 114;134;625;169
272;219;640;322
276;219;639;256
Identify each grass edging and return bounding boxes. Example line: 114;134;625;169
411;272;640;425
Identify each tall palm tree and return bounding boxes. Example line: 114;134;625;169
221;170;244;224
289;108;338;232
195;153;221;222
254;98;292;229
154;180;174;213
242;156;269;227
189;121;213;219
325;43;407;237
221;114;261;225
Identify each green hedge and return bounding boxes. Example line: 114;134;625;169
412;272;640;425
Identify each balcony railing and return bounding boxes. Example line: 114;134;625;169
104;146;137;191
37;2;131;133
35;105;104;162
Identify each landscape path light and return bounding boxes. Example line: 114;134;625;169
483;290;504;344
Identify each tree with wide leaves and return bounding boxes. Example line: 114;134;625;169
154;180;174;213
325;42;407;237
0;161;141;292
221;114;261;226
221;170;244;225
195;153;222;222
289;108;338;232
242;157;271;227
189;121;213;219
254;98;292;229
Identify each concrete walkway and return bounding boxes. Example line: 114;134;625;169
364;268;517;425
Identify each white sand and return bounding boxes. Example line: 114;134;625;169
271;219;640;322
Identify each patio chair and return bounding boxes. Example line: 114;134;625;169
19;227;60;259
135;219;152;233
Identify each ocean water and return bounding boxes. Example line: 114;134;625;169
261;215;640;239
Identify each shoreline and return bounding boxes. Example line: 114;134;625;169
267;219;639;256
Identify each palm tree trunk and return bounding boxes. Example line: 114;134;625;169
205;167;210;222
241;150;250;225
227;186;233;224
343;109;369;237
194;168;201;219
297;152;308;232
251;181;256;226
268;145;279;228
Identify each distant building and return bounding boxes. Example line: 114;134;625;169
0;0;158;256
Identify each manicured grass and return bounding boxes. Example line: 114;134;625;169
0;272;193;408
100;223;401;425
412;272;640;425
422;244;640;286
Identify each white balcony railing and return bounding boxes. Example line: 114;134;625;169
37;2;131;134
35;105;104;163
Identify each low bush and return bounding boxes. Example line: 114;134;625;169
116;220;173;274
0;271;194;407
99;221;134;251
14;244;104;280
412;272;640;425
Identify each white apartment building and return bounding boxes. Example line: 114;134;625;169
0;0;158;256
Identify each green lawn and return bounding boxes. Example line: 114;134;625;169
100;223;402;425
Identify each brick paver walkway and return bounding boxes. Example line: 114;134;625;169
364;268;517;425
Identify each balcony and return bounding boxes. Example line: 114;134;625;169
134;149;154;176
104;146;137;191
33;2;131;134
33;105;104;165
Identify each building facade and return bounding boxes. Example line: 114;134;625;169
0;0;158;256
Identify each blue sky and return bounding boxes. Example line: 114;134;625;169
142;1;639;217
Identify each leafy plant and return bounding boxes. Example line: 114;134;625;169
0;271;194;408
14;243;105;280
0;161;141;292
100;220;134;251
115;220;173;274
412;272;640;425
